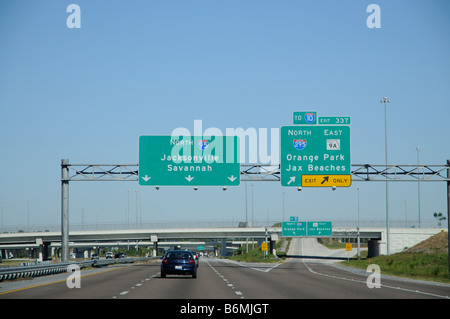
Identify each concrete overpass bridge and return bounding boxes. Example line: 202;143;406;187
0;227;445;260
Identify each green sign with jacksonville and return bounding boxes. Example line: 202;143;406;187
139;135;240;186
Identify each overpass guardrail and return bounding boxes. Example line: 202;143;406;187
0;257;159;282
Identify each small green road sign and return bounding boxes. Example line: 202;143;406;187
290;216;299;221
280;125;351;187
282;221;307;237
293;112;317;125
318;116;351;125
307;221;332;236
282;221;332;237
139;135;240;186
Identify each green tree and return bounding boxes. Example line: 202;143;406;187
433;212;447;227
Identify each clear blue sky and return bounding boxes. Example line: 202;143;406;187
0;0;449;229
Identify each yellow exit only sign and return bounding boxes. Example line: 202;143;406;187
301;175;351;187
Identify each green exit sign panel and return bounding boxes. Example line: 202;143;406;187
139;136;240;186
282;221;332;237
282;222;307;237
307;221;332;236
280;125;351;187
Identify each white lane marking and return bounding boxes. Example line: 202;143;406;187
293;238;450;299
205;259;244;299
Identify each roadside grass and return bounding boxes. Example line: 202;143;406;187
228;244;281;263
341;250;450;284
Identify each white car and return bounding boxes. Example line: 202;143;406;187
105;252;114;259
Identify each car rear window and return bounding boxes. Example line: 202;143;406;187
166;252;192;259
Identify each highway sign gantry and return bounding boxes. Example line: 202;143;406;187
280;125;351;187
139;135;240;186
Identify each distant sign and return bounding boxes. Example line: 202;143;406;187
282;222;307;237
282;221;332;237
307;221;332;236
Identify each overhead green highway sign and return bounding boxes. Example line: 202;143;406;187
282;221;307;237
139;135;240;186
280;125;351;187
282;221;332;237
307;221;332;236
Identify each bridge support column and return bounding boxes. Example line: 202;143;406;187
151;235;158;257
153;242;158;256
221;238;227;257
367;240;380;258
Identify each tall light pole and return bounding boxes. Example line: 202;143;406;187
245;182;248;253
416;146;422;228
127;190;130;229
380;97;390;255
135;189;139;229
357;187;360;259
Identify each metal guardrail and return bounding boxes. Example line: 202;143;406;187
0;257;159;282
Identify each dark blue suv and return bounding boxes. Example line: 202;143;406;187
161;250;197;278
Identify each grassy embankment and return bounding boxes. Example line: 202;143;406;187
339;231;450;284
229;232;450;284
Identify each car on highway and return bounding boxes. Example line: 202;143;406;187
91;253;99;260
161;250;197;278
105;252;114;259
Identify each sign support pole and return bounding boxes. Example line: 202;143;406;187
447;159;450;273
61;159;70;262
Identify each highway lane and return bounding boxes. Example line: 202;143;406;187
0;260;241;299
1;241;449;299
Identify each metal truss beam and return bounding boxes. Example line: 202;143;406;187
65;164;139;181
63;162;450;182
351;164;450;182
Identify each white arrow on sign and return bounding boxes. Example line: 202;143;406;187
228;175;237;182
141;175;151;182
185;175;194;182
287;176;295;185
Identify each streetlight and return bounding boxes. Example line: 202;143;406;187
380;97;390;255
135;189;139;229
357;187;360;259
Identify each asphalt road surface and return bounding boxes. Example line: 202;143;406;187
1;239;449;300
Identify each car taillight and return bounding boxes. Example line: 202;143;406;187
189;259;195;265
163;258;169;264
